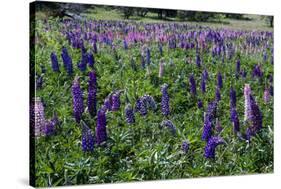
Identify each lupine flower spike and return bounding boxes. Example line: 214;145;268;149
161;84;170;116
204;136;225;158
81;121;94;152
72;77;84;123
95;108;107;145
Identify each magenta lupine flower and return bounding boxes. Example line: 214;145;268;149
125;104;135;124
244;84;252;121
246;95;263;141
72;77;84;123
111;91;121;111
204;136;225;158
81;121;94;152
88;71;97;117
161;83;170;116
95;108;107;145
161;120;176;135
189;74;197;95
34;97;46;137
263;88;270;104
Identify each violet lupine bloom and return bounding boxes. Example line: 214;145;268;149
88;71;97;117
203;69;209;80
88;53;95;68
161;120;176;135
189;74;197;95
44;120;56;136
61;47;73;75
125;104;135;124
146;48;151;65
244;84;252;121
204;136;225;158
230;87;236;108
111;91;121;111
215;87;221;101
123;39;128;50
50;52;60;72
143;94;157;111
81;121;94;152
201;76;206;93
103;96;112;111
230;107;240;133
77;52;88;72
246;95;263;141
34;97;46;137
161;83;170;116
95;108;107;145
217;72;223;89
182;141;189;153
202;114;212;141
135;97;147;116
252;64;263;78
198;99;203;109
263;88;270;104
196;54;201;68
72;77;84;123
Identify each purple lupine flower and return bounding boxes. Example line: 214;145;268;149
77;52;88;72
34;97;46;137
196;54;201;68
103;95;112;112
202;114;212;141
215;87;221;101
198;99;203;109
201;76;206;93
61;47;73;75
88;53;95;67
182;141;189;153
241;69;247;78
217;72;223;89
252;64;263;78
204;136;225;158
246;95;263;140
230;87;236;108
203;69;209;80
50;52;60;72
230;107;240;133
263;88;270;104
123;39;128;50
244;84;251;121
161;120;176;135
143;94;157;111
72;77;84;123
215;118;223;133
189;74;197;95
93;42;98;54
206;101;217;120
146;47;151;65
161;83;170;116
135;97;147;116
95;108;107;145
111;91;121;111
88;71;97;117
44;120;56;136
81;121;94;152
125;104;135;124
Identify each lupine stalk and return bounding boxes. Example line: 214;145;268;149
189;74;197;95
135;97;147;116
72;77;84;123
95;108;107;145
125;104;135;124
217;72;223;89
111;91;121;111
161;84;170;116
263;88;270;104
88;71;97;117
182;141;189;153
50;52;60;72
204;136;225;158
61;47;73;75
81;121;94;152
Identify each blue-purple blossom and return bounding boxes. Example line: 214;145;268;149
81;121;94;152
88;71;97;117
61;47;73;75
143;94;157;111
88;53;95;67
202;114;212;141
161;120;176;135
125;104;135;124
111;91;121;111
34;97;46;137
72;77;84;123
198;99;203;109
146;47;151;65
161;83;170;116
189;74;197;95
204;136;225;158
95;108;107;145
135;97;147;116
230;107;240;133
50;52;60;72
196;54;201;68
182;141;189;153
215;87;221;101
217;72;223;89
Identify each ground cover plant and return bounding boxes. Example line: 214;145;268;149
31;2;273;187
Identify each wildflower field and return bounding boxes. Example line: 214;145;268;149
31;4;273;187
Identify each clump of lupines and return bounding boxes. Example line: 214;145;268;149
182;141;189;153
95;108;107;145
125;104;135;124
61;47;73;75
246;95;263;140
88;71;97;117
72;77;84;123
111;91;121;111
204;136;225;158
50;52;60;72
161;83;170;116
81;121;94;152
135;97;147;116
263;88;270;104
34;97;46;137
244;84;252;121
161;120;176;135
217;72;223;89
189;74;197;95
